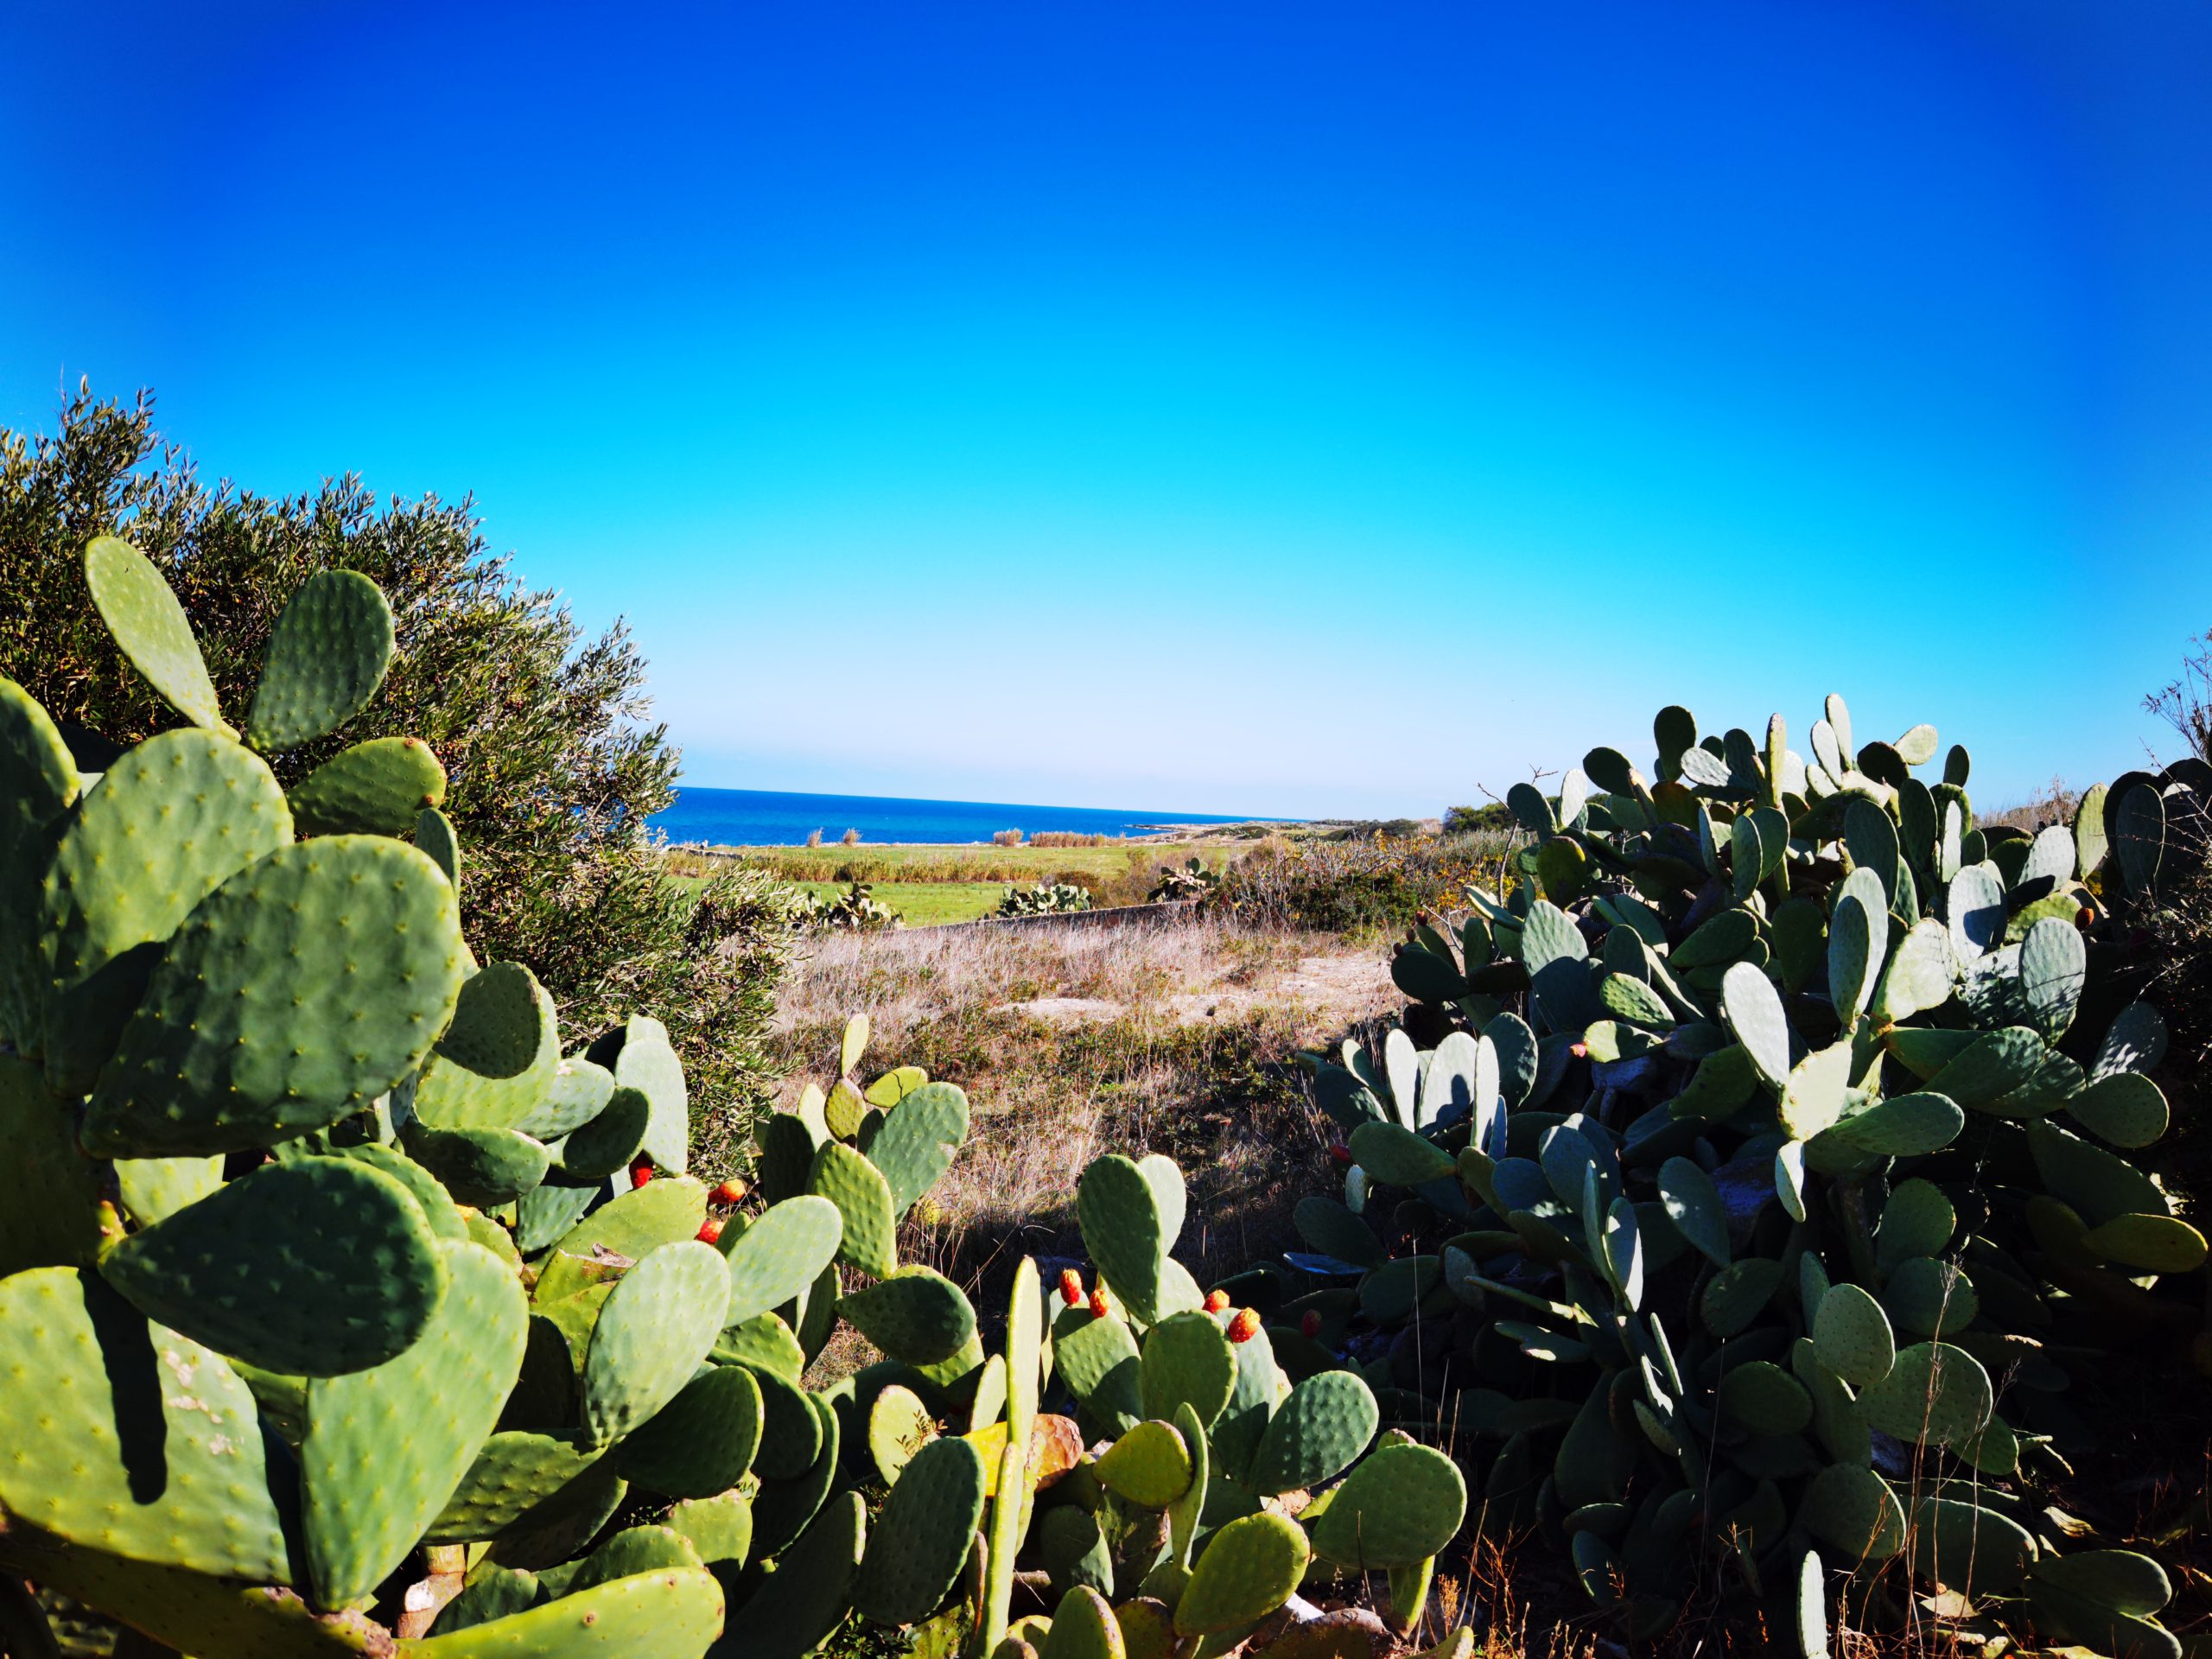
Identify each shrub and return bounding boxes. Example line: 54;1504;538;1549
0;385;787;1161
1281;692;2193;1655
1443;801;1513;836
1032;830;1115;847
842;826;861;844
807;826;824;847
992;828;1025;845
1211;836;1501;934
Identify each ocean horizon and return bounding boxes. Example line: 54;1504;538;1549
650;785;1284;848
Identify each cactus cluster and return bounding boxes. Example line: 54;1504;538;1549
792;880;903;933
0;542;1466;1658
997;881;1094;918
1148;858;1223;905
1282;696;2194;1656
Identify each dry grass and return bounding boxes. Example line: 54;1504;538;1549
765;918;1396;1310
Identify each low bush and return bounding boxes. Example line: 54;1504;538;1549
1032;830;1117;847
1213;836;1508;935
998;880;1094;916
992;827;1025;845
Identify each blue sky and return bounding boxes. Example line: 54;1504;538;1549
7;3;2210;819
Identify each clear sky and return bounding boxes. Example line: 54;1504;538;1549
6;3;2210;819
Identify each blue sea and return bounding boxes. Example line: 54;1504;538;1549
651;787;1271;848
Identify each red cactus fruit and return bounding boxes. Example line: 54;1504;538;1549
696;1217;724;1244
1204;1288;1230;1313
1227;1307;1262;1344
1089;1288;1109;1319
1328;1144;1354;1168
1060;1268;1084;1306
631;1164;654;1186
1299;1309;1323;1338
713;1179;748;1205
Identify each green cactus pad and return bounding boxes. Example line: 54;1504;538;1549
35;727;291;1087
302;1238;527;1605
406;1123;551;1207
1827;891;1881;1021
416;804;462;893
0;1060;105;1274
515;1183;599;1255
1310;1440;1466;1569
668;1491;754;1566
1719;962;1790;1090
1875;1179;1956;1271
1096;1420;1193;1507
1166;1399;1211;1568
868;1382;939;1483
535;1176;709;1303
289;736;447;836
1292;1196;1384;1270
583;1240;731;1446
480;1460;628;1570
99;1153;445;1376
1052;1306;1144;1436
424;1430;599;1544
1883;1257;1978;1338
1171;1511;1309;1637
111;1150;223;1230
1799;1465;1906;1563
1910;1497;2033;1593
1140;1310;1238;1428
810;1141;899;1279
429;1565;541;1636
717;1312;806;1384
1654;1156;1730;1268
2018;917;2086;1039
2082;1212;2208;1273
1347;1122;1457;1186
750;1392;843;1557
1829;1092;1963;1157
553;1086;652;1179
2027;1117;2168;1225
1811;1284;1895;1388
613;1363;763;1496
245;569;395;750
1923;1027;2045;1109
569;1522;704;1594
1077;1154;1172;1324
723;1194;846;1325
863;1081;970;1217
1859;1340;1992;1446
514;1056;616;1141
591;1014;690;1174
2064;1071;2170;1149
436;962;546;1080
1040;1586;1125;1659
406;1567;724;1659
82;536;230;734
0;674;76;860
1244;1370;1378;1497
838;1267;976;1365
852;1433;988;1626
413;981;560;1136
0;1268;291;1580
1719;1362;1813;1437
1700;1257;1783;1338
85;836;466;1156
1037;1505;1115;1599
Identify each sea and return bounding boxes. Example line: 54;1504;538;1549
650;786;1271;848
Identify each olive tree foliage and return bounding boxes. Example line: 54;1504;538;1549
0;384;791;1169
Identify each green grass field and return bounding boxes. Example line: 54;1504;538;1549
791;880;1006;925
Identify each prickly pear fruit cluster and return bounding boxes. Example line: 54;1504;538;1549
1282;694;2193;1656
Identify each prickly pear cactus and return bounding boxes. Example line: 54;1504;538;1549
0;543;1036;1659
1287;695;2194;1655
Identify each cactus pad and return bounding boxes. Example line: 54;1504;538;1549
2082;1212;2208;1273
613;1363;763;1496
2064;1072;2170;1149
1859;1340;1992;1446
1910;1497;2033;1593
555;1085;652;1179
739;1487;864;1659
436;962;545;1080
1718;1361;1812;1437
852;1433;988;1626
0;1268;291;1580
82;536;230;734
582;1240;731;1446
535;1176;709;1303
0;1060;106;1274
289;737;447;836
1347;1122;1457;1186
1244;1370;1378;1497
1311;1441;1466;1569
1656;1155;1730;1268
405;1567;724;1658
1052;1306;1144;1436
99;1154;446;1376
869;1382;940;1483
1096;1420;1193;1507
1140;1310;1238;1428
722;1194;845;1325
424;1430;599;1544
302;1238;528;1605
1801;1465;1908;1561
405;1124;551;1207
667;1491;753;1567
413;978;561;1135
1830;1092;1964;1157
837;1266;976;1364
245;569;395;750
1720;962;1790;1089
86;836;467;1156
810;1141;899;1279
1043;1586;1126;1659
863;1081;970;1217
1811;1284;1895;1388
1077;1154;1173;1323
1883;1257;1978;1338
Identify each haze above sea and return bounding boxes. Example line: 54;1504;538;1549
652;786;1280;848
